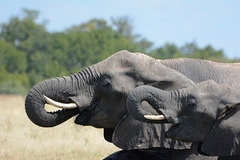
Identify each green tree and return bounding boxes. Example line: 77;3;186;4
180;41;198;55
66;19;111;32
0;9;51;86
64;19;138;71
0;9;237;95
0;40;26;73
111;16;153;53
150;41;230;62
150;43;183;59
180;42;227;61
191;45;225;60
111;16;134;41
0;39;28;94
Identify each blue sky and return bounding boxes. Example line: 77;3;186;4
0;0;239;58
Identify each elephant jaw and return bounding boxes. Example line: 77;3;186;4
74;99;101;126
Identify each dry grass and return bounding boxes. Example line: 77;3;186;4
0;95;119;160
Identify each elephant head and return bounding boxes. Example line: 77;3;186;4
25;50;195;149
127;80;240;156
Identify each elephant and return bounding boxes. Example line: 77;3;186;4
25;50;239;159
103;149;167;160
127;80;240;158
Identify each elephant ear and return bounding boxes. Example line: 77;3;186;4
201;105;240;156
111;60;195;150
139;59;195;90
112;110;192;150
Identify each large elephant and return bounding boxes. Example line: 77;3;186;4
25;50;237;159
127;80;240;158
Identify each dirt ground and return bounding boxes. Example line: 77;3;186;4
0;95;119;160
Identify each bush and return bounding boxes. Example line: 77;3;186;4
0;79;26;94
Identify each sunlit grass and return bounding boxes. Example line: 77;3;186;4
0;95;119;160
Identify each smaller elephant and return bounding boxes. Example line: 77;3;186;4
127;80;240;157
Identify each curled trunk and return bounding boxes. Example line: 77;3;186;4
126;85;169;122
25;77;79;127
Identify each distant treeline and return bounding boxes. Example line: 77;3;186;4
0;9;238;94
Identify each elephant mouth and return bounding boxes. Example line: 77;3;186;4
43;95;100;125
74;99;101;125
74;111;91;125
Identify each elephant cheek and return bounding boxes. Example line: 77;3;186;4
91;112;117;128
75;111;116;128
166;122;207;142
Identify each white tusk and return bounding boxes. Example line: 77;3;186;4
43;95;78;109
144;114;166;121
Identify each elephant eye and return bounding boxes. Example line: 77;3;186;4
188;98;197;108
102;80;111;88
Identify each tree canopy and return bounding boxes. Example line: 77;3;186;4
0;9;238;94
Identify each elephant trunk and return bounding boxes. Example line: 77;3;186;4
25;76;79;127
126;85;171;122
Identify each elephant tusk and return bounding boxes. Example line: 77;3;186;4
43;95;78;109
144;114;166;121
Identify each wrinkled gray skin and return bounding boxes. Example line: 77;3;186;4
25;50;240;159
127;80;240;157
25;50;194;128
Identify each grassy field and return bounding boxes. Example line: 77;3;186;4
0;95;119;160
